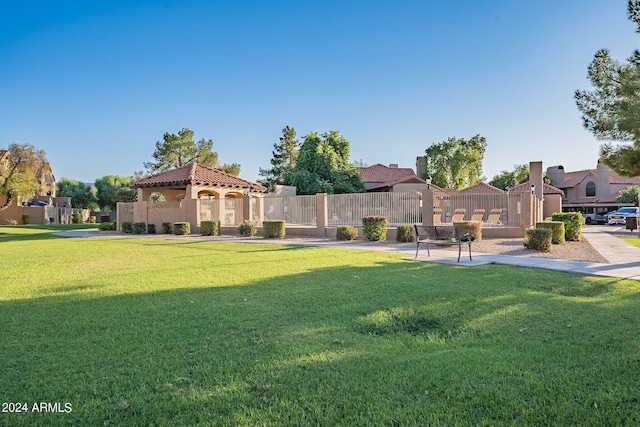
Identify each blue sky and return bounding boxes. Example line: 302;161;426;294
1;1;637;184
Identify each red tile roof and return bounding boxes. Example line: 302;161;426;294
457;182;504;194
358;163;419;183
509;181;564;195
133;163;267;193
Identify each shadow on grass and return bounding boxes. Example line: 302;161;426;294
2;254;639;425
0;225;100;242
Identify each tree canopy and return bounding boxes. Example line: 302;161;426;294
56;178;98;210
489;164;551;191
285;131;365;195
144;128;240;176
575;0;640;176
258;126;299;191
94;175;136;211
422;135;487;190
0;143;48;211
617;185;640;204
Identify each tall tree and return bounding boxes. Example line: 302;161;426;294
575;0;640;176
422;135;487;189
94;175;136;211
258;126;299;191
617;185;640;204
0;143;48;211
56;178;99;210
489;164;530;190
144;128;239;175
285;131;365;195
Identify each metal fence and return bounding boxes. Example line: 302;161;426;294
263;195;317;226
327;192;421;226
435;192;524;227
116;203;134;229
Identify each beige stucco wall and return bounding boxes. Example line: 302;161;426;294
543;194;562;218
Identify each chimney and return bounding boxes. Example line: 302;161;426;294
389;164;398;168
546;165;564;187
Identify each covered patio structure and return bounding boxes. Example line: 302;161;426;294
126;163;267;232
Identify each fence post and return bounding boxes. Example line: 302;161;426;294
316;193;328;236
422;188;434;226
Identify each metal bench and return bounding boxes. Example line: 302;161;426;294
414;224;472;263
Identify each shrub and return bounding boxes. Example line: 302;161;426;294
454;221;482;241
162;222;173;234
133;222;147;234
238;220;257;237
536;221;565;244
201;220;220;236
147;223;156;234
174;222;191;235
523;228;552;252
21;214;30;225
336;226;358;241
71;213;81;224
395;225;414;243
89;216;97;224
99;222;116;231
551;212;582;241
263;220;285;238
5;218;17;225
122;221;134;233
362;216;388;242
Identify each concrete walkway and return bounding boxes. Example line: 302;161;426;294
54;226;640;281
407;226;640;281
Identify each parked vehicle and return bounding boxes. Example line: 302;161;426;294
607;207;640;225
583;213;607;225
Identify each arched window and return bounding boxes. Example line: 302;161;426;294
586;181;596;197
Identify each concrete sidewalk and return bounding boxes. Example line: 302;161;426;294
407;226;640;281
55;227;640;281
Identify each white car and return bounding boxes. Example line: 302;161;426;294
607;207;640;225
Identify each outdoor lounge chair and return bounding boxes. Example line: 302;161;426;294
485;208;503;226
451;208;466;223
470;209;485;222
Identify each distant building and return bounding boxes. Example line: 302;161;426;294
547;161;640;214
357;163;427;193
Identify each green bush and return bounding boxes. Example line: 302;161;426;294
174;222;191;235
21;214;30;225
201;220;220;236
99;222;116;231
362;216;387;242
122;222;134;233
523;228;552;252
336;226;358;241
133;222;147;234
162;222;173;234
147;223;156;234
536;221;565;244
89;216;97;224
454;221;482;241
395;225;414;243
239;220;257;237
551;212;582;241
71;213;81;224
263;220;285;238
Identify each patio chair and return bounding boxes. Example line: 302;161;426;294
433;208;443;225
451;208;466;223
470;209;485;222
485;208;503;226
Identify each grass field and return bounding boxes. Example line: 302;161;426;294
1;225;639;426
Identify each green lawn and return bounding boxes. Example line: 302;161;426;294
623;236;640;248
1;225;639;426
